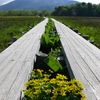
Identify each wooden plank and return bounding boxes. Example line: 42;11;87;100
60;37;98;100
0;22;46;83
55;21;100;59
55;21;100;79
52;19;100;100
0;18;48;100
0;19;45;64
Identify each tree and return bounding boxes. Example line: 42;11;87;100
87;3;93;16
40;9;51;16
52;3;99;17
52;6;63;16
95;4;100;16
21;10;32;16
58;7;67;16
7;10;16;16
0;11;7;16
32;10;40;16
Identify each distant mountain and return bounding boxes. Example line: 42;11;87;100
0;0;79;11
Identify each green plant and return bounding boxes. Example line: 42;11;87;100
49;47;63;58
40;19;60;53
44;53;63;72
43;47;63;73
41;33;60;52
22;69;87;100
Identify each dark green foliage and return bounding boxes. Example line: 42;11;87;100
52;3;100;17
22;96;31;100
40;19;60;53
0;10;52;16
66;96;79;100
40;19;64;73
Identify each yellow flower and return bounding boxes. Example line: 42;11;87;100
44;85;49;88
56;74;67;80
24;82;29;87
43;74;50;78
54;92;58;96
60;92;66;96
28;92;34;98
37;69;43;73
80;93;87;98
48;69;54;73
50;78;57;84
34;86;39;89
39;82;45;85
34;89;41;95
22;89;30;92
43;77;49;81
45;89;51;93
51;95;57;100
53;88;59;92
81;98;87;100
23;69;86;100
36;90;41;93
59;88;66;96
57;80;66;87
31;71;35;74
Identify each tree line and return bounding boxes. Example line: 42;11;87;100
52;2;100;16
0;2;100;17
0;10;51;16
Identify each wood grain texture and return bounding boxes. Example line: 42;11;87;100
52;19;100;100
0;18;48;100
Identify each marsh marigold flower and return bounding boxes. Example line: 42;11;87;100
23;69;87;100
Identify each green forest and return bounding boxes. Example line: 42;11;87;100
0;2;100;17
52;2;100;16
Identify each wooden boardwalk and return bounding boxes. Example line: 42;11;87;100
0;18;48;100
52;19;100;100
0;17;100;100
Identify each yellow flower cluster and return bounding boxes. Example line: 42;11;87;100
23;69;87;100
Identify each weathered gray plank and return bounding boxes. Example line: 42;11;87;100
60;37;98;100
52;19;100;100
0;18;48;100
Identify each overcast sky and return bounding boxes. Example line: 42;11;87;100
0;0;100;6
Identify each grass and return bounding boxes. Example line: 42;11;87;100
52;16;100;48
0;16;43;52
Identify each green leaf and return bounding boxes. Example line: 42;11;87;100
21;96;32;100
66;96;79;100
41;33;50;46
44;54;62;72
55;34;60;43
24;91;30;96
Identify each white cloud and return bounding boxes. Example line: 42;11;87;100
75;0;100;4
0;0;15;6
